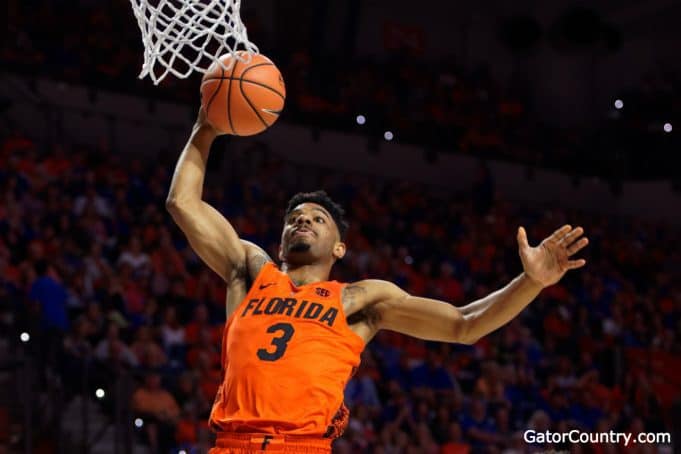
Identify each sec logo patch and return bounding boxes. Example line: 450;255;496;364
315;287;330;297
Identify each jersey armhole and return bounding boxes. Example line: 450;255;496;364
336;282;367;351
225;262;276;327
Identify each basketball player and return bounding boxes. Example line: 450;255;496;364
166;111;589;453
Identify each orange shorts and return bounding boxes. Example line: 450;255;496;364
209;433;332;454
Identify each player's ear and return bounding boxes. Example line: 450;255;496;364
333;242;346;260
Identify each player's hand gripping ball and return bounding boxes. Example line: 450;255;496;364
200;52;286;136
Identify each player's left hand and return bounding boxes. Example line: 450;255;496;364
517;224;589;288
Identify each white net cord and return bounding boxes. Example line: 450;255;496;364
129;0;259;85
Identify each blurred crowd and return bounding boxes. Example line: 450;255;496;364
1;131;679;453
4;0;680;180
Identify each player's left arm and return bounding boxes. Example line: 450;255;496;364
351;225;588;344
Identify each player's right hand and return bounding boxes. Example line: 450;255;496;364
195;107;228;136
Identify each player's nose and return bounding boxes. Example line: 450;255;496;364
296;213;312;226
295;214;312;226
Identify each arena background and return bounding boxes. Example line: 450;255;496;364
1;0;680;453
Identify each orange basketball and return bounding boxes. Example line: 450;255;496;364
200;52;286;136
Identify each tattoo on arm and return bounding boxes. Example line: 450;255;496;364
247;251;272;281
342;284;367;313
343;284;382;328
228;249;272;288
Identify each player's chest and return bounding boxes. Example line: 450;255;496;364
237;290;341;328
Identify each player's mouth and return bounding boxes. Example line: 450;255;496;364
292;227;315;238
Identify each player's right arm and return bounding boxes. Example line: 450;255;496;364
165;113;246;282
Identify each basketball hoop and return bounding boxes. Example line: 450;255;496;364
129;0;258;85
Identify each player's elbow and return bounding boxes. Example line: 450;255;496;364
165;197;194;227
455;316;480;345
165;198;182;221
166;195;191;214
456;332;480;346
458;333;480;346
165;196;178;211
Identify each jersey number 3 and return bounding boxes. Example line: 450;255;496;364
257;322;295;361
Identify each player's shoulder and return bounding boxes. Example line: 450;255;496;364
344;279;406;295
237;240;273;283
343;279;407;334
342;279;407;311
240;239;270;257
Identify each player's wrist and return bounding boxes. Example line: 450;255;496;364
520;271;545;290
193;121;221;139
194;107;224;136
188;123;222;154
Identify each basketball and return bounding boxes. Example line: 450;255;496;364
200;52;286;136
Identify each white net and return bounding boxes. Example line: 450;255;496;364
129;0;258;85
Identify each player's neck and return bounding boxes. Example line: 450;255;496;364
281;262;331;286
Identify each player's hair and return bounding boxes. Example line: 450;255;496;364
285;190;349;239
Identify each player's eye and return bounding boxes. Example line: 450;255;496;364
315;216;325;223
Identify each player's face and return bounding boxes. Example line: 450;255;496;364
279;203;345;265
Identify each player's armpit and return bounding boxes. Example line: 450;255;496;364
354;280;473;344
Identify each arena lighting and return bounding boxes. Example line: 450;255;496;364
664;123;672;133
20;332;30;343
356;115;366;125
384;131;394;141
179;451;187;454
95;388;105;399
614;99;623;109
134;418;144;428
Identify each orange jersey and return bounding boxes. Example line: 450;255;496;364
209;262;365;438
